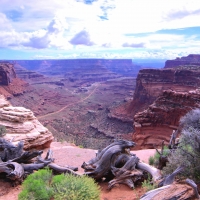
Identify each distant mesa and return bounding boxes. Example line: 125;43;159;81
165;54;200;69
7;59;142;77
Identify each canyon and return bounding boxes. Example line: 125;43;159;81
1;55;200;150
0;59;141;149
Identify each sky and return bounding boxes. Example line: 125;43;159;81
0;0;200;60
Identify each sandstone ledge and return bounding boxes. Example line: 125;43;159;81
0;95;53;150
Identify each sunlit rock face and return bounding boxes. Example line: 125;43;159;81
0;95;53;150
133;89;200;149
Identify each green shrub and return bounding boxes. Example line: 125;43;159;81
18;169;53;200
19;169;100;200
52;174;100;200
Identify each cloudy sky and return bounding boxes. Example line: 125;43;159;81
0;0;200;59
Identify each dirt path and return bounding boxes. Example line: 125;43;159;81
38;83;99;119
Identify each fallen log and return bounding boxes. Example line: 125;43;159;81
82;140;136;180
136;162;162;182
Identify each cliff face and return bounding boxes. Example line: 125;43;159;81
165;54;200;68
0;62;16;85
133;89;200;149
0;62;29;98
132;68;200;114
0;95;53;150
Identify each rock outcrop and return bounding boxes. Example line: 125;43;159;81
133;89;200;149
0;95;53;150
0;62;16;85
0;62;30;99
165;54;200;69
132;68;200;114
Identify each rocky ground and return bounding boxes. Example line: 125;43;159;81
0;142;156;200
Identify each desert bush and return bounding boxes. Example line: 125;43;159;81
163;109;200;181
18;168;53;200
0;125;6;137
52;174;100;200
19;169;100;200
179;108;200;130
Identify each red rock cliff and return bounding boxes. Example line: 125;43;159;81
132;68;200;114
133;89;200;149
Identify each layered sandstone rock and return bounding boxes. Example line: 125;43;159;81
0;95;53;150
133;89;200;149
132;68;200;114
165;54;200;69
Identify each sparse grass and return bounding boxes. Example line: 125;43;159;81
142;176;156;192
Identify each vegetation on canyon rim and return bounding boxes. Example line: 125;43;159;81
161;108;200;181
18;169;100;200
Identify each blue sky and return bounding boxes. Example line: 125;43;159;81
0;0;200;59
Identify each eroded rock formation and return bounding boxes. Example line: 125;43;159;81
0;95;53;150
132;68;200;114
133;89;200;149
0;62;29;98
0;62;16;85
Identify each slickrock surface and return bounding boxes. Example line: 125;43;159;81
133;89;200;149
0;95;53;149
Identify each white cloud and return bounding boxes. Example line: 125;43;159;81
0;0;200;58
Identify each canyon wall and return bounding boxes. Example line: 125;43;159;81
132;68;200;114
132;54;200;149
133;89;200;149
0;62;16;85
0;95;53;150
0;62;29;98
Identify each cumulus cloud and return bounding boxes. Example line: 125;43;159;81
23;17;69;49
69;30;95;46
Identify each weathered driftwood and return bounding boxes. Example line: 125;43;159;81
82;140;136;180
48;163;80;176
0;161;24;183
158;166;184;187
0;139;24;161
0;139;79;184
136;162;161;182
108;155;142;189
